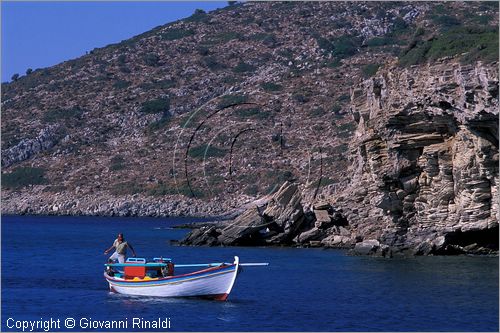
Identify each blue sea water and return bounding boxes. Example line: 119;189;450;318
1;215;498;332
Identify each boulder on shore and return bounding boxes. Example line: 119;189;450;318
180;182;306;246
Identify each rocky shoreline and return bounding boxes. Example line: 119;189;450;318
1;188;229;218
178;181;498;256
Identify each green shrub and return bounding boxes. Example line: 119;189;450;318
391;17;410;35
431;15;460;30
111;181;144;195
471;14;493;25
209;31;242;43
140;97;170;114
479;2;499;10
110;155;126;171
324;59;342;68
365;36;398;47
316;36;335;54
2;167;48;189
142;79;175;90
278;48;294;59
249;33;277;47
234;107;271;119
331;17;353;29
244;184;259;196
310;107;326;117
113;80;131;89
331;143;349;155
249;33;272;41
162;28;194;41
143;53;160;66
332;103;342;114
399;26;499;66
261;82;282;92
188;144;226;159
186;9;208;23
293;93;310;103
362;63;380;78
233;62;256;73
11;74;19;82
337;94;350;103
155;79;175;89
171;183;206;198
117;54;127;64
203;56;226;71
43;106;84;123
317;34;360;59
337;121;356;135
197;46;210;56
146;183;172;196
147;114;171;132
119;66;131;74
218;94;247;108
146;182;205;197
331;35;360;58
43;185;67;193
26;68;33;75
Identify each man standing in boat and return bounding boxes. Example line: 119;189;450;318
104;233;136;263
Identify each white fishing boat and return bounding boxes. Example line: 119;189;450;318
104;256;267;301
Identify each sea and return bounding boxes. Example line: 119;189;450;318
1;215;498;332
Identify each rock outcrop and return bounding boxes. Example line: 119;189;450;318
180;182;310;246
336;60;499;255
1;125;63;167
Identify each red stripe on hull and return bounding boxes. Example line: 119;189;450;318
212;293;229;301
197;293;228;301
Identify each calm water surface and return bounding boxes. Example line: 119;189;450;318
2;215;498;331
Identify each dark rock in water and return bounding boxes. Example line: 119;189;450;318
413;241;435;256
180;182;305;246
180;226;221;246
262;182;306;244
351;239;380;255
217;208;268;246
295;227;326;244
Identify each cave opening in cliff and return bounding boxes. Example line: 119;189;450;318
445;225;499;251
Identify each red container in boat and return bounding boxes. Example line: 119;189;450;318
124;266;146;278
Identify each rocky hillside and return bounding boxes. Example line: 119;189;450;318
2;0;499;249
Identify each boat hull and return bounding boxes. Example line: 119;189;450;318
104;257;239;301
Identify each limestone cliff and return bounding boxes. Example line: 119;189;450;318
333;59;499;255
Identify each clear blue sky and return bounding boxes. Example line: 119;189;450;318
1;1;228;82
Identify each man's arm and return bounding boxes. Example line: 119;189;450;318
104;243;115;255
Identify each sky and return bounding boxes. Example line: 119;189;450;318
1;1;228;82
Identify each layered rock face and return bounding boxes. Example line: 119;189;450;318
181;182;313;246
181;60;499;256
337;60;499;255
180;182;347;247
